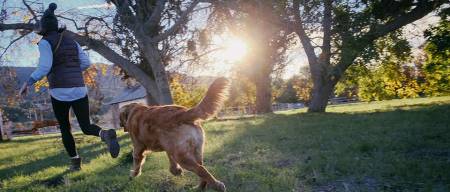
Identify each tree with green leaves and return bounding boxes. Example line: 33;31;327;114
170;74;206;108
421;13;450;96
335;34;423;101
273;78;300;104
291;0;447;112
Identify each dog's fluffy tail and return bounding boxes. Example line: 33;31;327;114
180;77;230;121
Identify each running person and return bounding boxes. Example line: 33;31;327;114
19;3;120;171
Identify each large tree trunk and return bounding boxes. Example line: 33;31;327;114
146;92;159;105
308;77;334;112
143;45;173;105
152;66;173;104
255;71;273;114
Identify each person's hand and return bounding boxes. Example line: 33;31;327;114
19;82;28;97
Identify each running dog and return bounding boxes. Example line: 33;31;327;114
119;78;229;192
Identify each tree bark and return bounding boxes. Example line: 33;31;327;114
308;77;334;112
255;69;273;114
146;92;159;105
142;45;173;104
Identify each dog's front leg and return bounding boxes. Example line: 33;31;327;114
167;153;183;176
130;147;147;178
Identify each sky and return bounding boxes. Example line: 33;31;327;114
0;0;441;79
1;0;109;67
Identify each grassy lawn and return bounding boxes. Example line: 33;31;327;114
1;96;449;192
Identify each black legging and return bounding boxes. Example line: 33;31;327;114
51;95;101;157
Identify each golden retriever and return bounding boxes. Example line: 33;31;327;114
119;78;229;192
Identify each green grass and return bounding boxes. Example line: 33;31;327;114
1;96;450;192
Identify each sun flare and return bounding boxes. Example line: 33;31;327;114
212;35;248;63
204;36;249;75
222;37;248;62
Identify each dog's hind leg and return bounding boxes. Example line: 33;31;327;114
194;141;207;190
130;145;147;178
167;153;182;176
194;141;204;165
177;155;225;192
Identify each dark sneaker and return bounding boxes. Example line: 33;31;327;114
69;157;81;171
100;129;120;158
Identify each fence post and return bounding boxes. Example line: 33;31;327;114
5;121;13;140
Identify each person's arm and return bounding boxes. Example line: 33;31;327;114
20;40;53;96
27;40;53;86
76;42;91;71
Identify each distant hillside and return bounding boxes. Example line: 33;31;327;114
0;64;127;104
13;67;35;85
0;67;36;99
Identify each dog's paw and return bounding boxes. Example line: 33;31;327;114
170;166;183;176
129;170;141;178
208;181;226;192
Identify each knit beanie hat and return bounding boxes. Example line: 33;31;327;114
38;3;58;35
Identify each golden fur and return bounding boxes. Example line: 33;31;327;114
120;78;229;192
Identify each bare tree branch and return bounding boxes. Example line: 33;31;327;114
66;30;161;102
150;0;200;42
145;0;166;28
179;47;221;65
292;0;318;66
84;16;113;35
365;0;446;42
22;0;38;23
0;30;31;58
56;15;85;30
320;0;332;66
0;23;35;31
110;0;138;32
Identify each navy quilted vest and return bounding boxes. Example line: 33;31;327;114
42;31;85;89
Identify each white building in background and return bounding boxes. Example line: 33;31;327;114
106;86;148;129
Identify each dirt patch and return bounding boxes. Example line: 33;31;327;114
221;152;243;165
274;159;294;168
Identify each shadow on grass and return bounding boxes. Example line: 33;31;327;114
0;133;130;181
0;133;132;192
200;103;450;191
0;141;98;180
51;102;449;191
